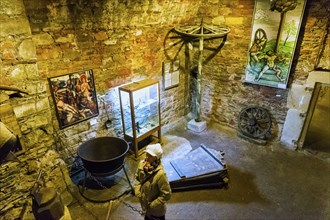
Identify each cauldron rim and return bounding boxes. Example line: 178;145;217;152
77;136;129;163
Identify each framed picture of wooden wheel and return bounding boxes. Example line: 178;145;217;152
244;0;307;89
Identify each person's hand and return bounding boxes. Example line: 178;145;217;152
144;161;151;168
143;161;152;171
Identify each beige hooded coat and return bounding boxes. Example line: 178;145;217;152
134;160;171;217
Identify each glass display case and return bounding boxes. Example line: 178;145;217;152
119;79;161;158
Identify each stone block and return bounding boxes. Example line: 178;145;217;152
24;114;50;129
24;130;41;146
25;81;47;95
187;119;207;133
212;16;226;25
280;109;305;150
36;97;50;111
55;34;75;44
13;101;37;119
10;64;29;81
0;0;25;15
33;33;54;46
105;39;118;45
2;48;16;60
18;39;36;60
0;95;10;104
37;46;61;60
287;84;312;112
0;16;31;37
25;63;40;80
63;50;81;61
20;123;32;134
43;24;64;32
62;136;80;148
225;17;244;25
94;31;108;41
7;64;39;83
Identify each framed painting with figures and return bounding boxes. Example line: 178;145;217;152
48;69;99;129
244;0;307;89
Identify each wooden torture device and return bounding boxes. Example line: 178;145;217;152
166;19;230;123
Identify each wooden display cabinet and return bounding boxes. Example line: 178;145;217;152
119;79;161;158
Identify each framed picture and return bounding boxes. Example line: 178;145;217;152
48;69;99;129
163;60;180;90
244;0;307;89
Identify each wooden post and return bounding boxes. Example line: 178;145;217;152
173;20;229;123
196;20;204;122
185;41;191;115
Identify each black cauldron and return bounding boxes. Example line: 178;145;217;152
77;137;129;175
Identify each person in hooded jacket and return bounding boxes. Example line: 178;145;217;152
134;143;171;220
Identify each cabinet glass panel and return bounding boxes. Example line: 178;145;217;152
119;80;160;139
119;90;132;136
133;83;159;138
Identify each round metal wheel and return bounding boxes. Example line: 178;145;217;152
238;106;272;138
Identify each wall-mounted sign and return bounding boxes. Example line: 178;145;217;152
244;0;307;89
48;69;99;129
163;60;180;90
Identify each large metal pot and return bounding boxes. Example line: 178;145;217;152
77;137;129;175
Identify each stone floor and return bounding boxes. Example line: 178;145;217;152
66;121;330;220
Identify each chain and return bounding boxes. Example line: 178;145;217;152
89;175;108;190
55;131;143;218
54;133;143;217
122;200;143;215
88;174;143;216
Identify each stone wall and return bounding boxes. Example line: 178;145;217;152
192;0;329;142
0;0;329;218
0;0;72;218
